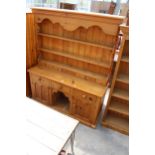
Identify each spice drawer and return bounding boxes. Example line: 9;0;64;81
72;89;97;104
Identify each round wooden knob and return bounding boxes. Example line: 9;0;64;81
82;94;86;98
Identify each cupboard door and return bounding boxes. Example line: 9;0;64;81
30;74;42;101
30;74;51;105
40;85;51;105
72;98;92;123
35;83;42;101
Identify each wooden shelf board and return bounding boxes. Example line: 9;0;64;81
102;114;129;135
28;66;106;97
39;48;111;69
117;74;129;84
39;59;108;84
112;89;129;101
109;101;129;116
121;56;129;63
38;33;114;51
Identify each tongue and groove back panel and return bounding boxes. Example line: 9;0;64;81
34;8;124;76
28;8;124;127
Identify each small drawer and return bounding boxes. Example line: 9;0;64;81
72;89;87;100
41;77;51;87
30;74;42;83
72;89;96;104
62;85;71;94
30;74;51;87
52;82;62;90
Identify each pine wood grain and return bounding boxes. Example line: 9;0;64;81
28;66;106;97
102;26;129;134
28;8;124;127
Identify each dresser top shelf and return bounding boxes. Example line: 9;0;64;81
28;66;106;97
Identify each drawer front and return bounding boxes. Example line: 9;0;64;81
30;74;51;87
62;85;71;94
41;77;51;87
72;89;87;99
52;82;62;90
30;74;41;84
52;82;71;94
72;89;96;104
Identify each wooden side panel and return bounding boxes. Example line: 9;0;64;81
26;13;37;97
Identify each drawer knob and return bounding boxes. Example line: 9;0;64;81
82;94;86;98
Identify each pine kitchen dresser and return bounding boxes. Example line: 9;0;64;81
27;7;124;128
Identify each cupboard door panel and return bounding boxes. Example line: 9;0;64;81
35;83;42;100
72;98;92;123
30;74;51;105
41;85;49;103
30;83;36;98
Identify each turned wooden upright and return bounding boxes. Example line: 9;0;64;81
27;8;124;128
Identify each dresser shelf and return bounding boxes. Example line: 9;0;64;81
108;101;129;117
116;74;129;84
121;56;129;63
39;48;111;69
38;32;114;51
39;59;108;85
102;113;129;135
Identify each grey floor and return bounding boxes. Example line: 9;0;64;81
65;89;129;155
